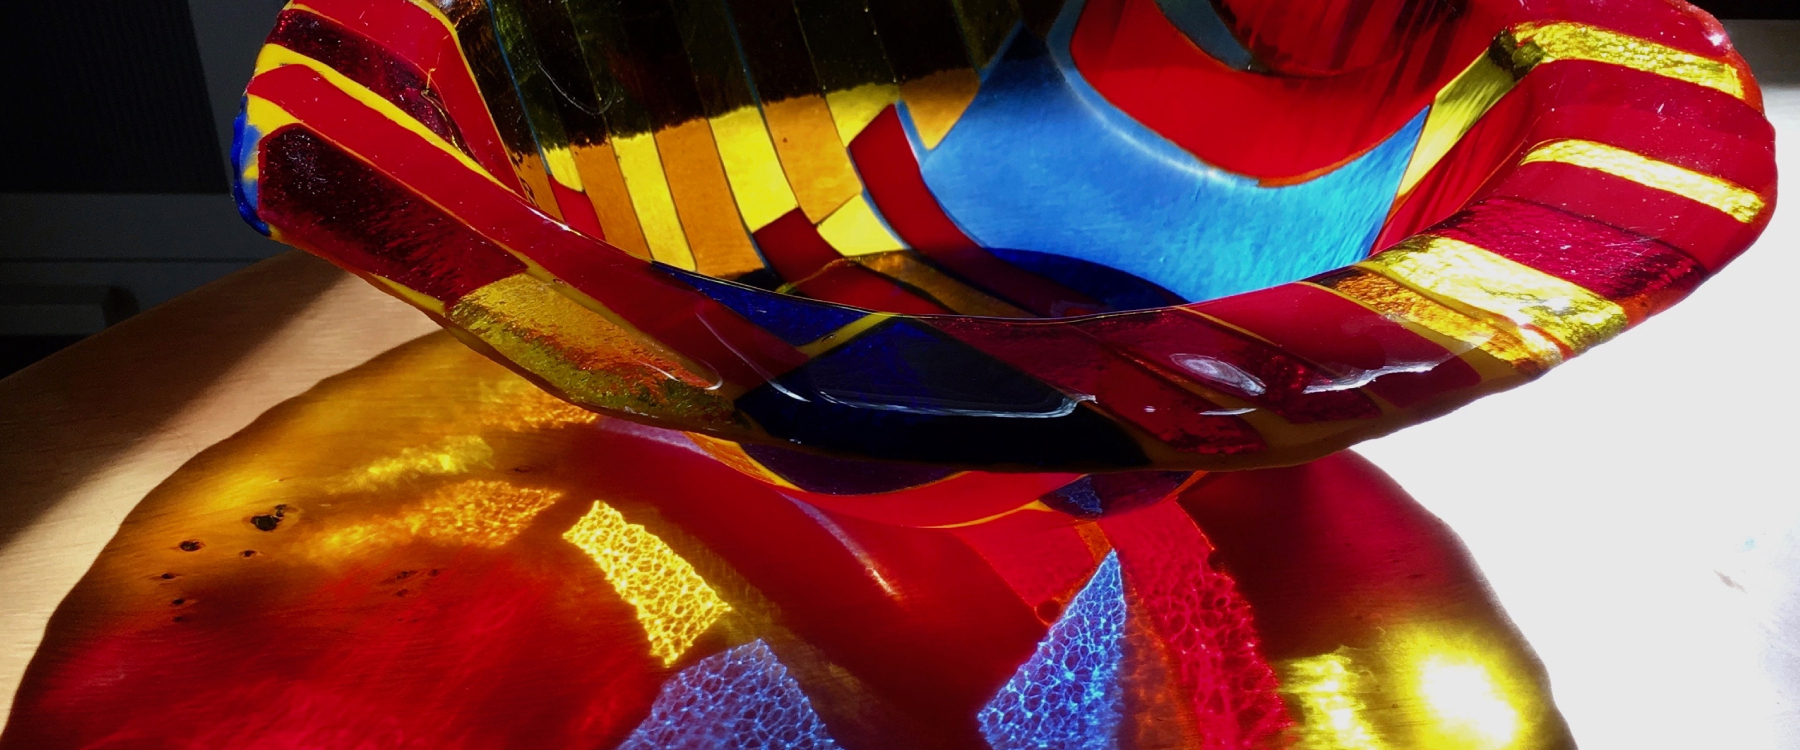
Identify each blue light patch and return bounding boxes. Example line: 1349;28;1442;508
978;552;1127;750
916;21;1428;303
617;640;841;750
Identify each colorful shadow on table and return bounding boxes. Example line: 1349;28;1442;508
0;333;1572;750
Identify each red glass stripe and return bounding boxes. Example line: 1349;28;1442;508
1077;308;1384;424
1216;0;1460;76
257;127;526;304
1196;283;1482;408
1071;0;1507;180
548;179;606;239
299;0;521;192
1526;109;1773;194
248;64;808;387
849;107;1102;317
1433;197;1709;321
268;10;468;150
753;210;949;314
932;317;1268;455
1480;160;1768;271
1375;89;1533;252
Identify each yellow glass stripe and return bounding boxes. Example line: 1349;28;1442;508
1309;271;1557;372
253;46;503;187
656;120;764;278
326;435;495;493
1520;139;1765;223
563;500;733;666
571;141;653;260
763;95;866;221
902;69;982;150
242;94;300;147
797;313;893;358
1514;21;1746;101
367;275;450;316
825;83;901;145
1358;235;1628;355
612;133;698;270
818;195;907;257
1399;51;1521;196
449;274;737;425
710;107;801;230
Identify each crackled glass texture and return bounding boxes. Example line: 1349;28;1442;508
0;0;1774;748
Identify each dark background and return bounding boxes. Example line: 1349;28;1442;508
0;0;1794;376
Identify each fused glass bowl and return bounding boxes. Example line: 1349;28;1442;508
232;0;1775;471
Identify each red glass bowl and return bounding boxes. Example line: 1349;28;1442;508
231;0;1776;472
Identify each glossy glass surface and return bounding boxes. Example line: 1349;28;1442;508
0;1;1777;748
223;0;1773;472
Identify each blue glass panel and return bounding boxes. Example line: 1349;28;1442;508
737;320;1148;468
913;21;1427;303
664;268;866;347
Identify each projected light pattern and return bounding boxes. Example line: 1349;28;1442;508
978;552;1127;750
617;640;840;750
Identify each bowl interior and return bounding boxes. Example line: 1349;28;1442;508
506;0;1486;319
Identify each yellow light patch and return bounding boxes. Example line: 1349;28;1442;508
612;133;698;270
1520;138;1765;223
317;480;564;555
563;501;733;666
367;275;449;316
710;107;801;230
817;194;907;257
1418;657;1522;750
1279;651;1383;750
326;435;495;494
1358;235;1629;355
1514;21;1746;101
1399;51;1521;196
825;83;901;145
448;274;737;426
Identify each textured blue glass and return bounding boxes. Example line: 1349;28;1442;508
913;17;1427;303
